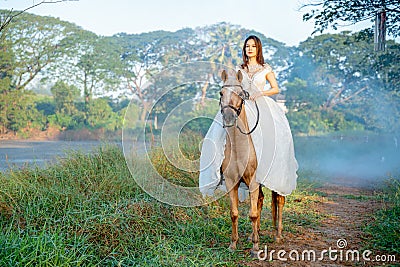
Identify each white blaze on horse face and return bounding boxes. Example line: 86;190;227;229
221;88;236;127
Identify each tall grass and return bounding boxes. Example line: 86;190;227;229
149;130;201;188
0;139;326;266
365;178;400;255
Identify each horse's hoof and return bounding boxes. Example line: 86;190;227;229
228;244;237;252
247;234;252;242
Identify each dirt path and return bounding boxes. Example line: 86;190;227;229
245;185;398;267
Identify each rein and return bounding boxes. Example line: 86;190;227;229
220;84;260;135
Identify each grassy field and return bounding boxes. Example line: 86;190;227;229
364;178;400;255
0;142;398;266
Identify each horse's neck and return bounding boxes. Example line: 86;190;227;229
232;109;252;141
225;108;255;164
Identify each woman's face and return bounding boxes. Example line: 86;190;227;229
245;38;257;59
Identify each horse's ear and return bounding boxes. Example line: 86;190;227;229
237;70;243;83
221;69;228;82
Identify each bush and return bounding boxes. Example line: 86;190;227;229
287;108;364;135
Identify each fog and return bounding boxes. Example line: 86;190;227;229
295;134;400;188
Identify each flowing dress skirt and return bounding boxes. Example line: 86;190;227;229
199;96;298;200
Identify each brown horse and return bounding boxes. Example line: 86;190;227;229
219;69;285;255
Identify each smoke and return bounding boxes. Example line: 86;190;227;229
286;42;400;188
295;134;400;188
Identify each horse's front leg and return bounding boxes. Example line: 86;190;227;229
226;179;239;251
275;194;285;243
249;181;261;255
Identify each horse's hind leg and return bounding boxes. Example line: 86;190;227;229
275;194;285;243
256;186;264;233
271;191;278;230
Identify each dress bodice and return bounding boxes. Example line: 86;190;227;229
236;64;273;94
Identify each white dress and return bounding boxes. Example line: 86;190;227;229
199;64;298;199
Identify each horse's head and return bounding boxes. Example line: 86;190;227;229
219;69;248;128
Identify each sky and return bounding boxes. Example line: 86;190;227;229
0;0;374;46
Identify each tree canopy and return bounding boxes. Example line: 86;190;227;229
0;0;78;34
301;0;400;38
0;10;399;138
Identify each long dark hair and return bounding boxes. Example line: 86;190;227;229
241;35;265;69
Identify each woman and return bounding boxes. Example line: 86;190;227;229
199;35;298;200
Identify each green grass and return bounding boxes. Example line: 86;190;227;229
0;142;333;266
364;178;400;255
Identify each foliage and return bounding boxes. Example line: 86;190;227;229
51;80;80;115
86;98;120;130
0;0;78;34
115;29;200;124
301;0;400;38
374;41;400;93
185;99;220;136
0;90;46;134
35;96;55;116
0;10;82;91
0;11;399;138
284;31;400;134
0;31;14;92
199;22;245;67
75;36;122;101
287;108;364;135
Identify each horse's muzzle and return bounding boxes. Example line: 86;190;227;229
222;112;237;128
223;122;236;128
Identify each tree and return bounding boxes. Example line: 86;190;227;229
2;90;46;134
77;36;121;120
200;22;244;68
0;1;78;34
284;32;400;134
286;32;389;110
0;37;13;91
301;0;400;38
86;98;119;130
0;11;83;92
45;30;123;125
0;11;86;134
115;29;199;123
51;80;80;115
373;40;400;93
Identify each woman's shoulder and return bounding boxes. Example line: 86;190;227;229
262;63;273;73
235;63;273;74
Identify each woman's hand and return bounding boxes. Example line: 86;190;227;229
249;91;263;101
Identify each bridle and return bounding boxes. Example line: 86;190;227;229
219;84;260;135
